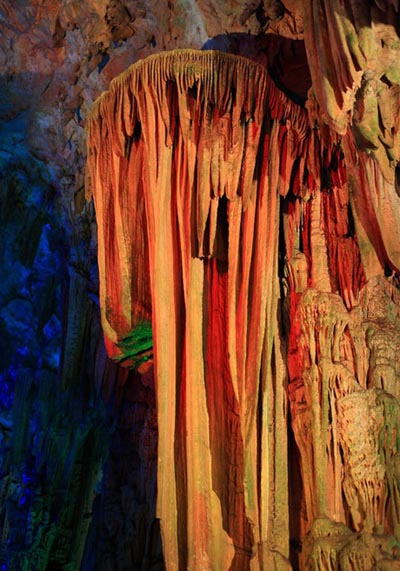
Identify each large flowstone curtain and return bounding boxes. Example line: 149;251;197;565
85;49;343;570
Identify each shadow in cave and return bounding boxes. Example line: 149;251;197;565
202;32;312;107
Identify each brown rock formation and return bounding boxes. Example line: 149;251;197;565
86;13;400;564
86;49;299;570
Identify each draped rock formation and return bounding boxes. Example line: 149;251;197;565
292;3;400;569
86;40;400;571
86;49;297;571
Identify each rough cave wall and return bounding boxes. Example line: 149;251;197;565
1;1;400;570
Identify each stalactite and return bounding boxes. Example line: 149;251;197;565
86;36;400;569
279;7;400;568
303;0;400;279
86;48;331;570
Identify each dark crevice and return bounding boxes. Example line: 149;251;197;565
202;33;311;106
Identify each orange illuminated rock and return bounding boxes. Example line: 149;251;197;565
86;44;400;571
86;48;314;570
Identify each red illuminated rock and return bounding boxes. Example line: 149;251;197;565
87;31;400;568
87;48;301;570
